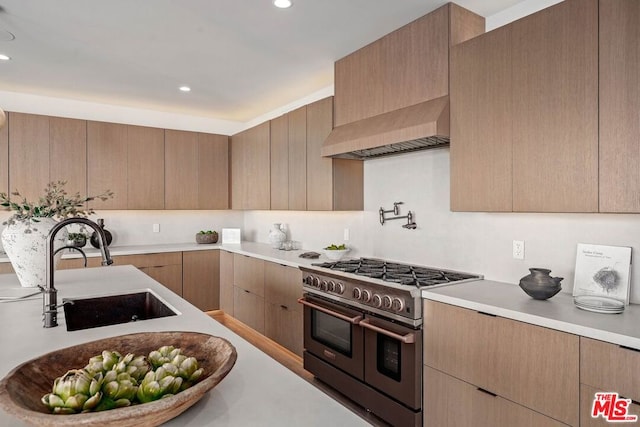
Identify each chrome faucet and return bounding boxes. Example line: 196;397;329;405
43;217;113;328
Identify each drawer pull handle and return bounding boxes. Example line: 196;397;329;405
280;305;288;310
297;298;362;324
359;318;415;344
477;311;496;317
244;290;250;294
620;345;640;353
323;349;336;360
477;387;497;397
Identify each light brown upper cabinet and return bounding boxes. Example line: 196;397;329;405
0;117;7;196
165;130;229;210
87;121;128;209
231;122;270;210
127;125;164;210
8;113;50;202
9;113;87;202
269;106;307;210
334;3;484;128
451;0;598;213
599;0;640;213
306;97;363;211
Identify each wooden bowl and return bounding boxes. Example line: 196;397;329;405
0;331;237;426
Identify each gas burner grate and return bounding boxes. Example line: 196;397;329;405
312;258;479;288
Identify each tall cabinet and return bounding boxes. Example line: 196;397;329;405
87;121;128;209
450;0;598;213
231;122;271;210
0;117;7;195
599;0;640;213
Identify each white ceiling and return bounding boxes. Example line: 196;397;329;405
0;0;526;123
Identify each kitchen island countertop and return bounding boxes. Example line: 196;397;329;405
0;265;369;426
422;280;640;349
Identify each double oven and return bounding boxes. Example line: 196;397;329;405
298;258;481;427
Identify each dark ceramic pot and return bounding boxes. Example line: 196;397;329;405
519;268;563;300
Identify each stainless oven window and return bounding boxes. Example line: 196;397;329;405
377;334;401;381
312;310;352;356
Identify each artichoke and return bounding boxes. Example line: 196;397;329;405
85;350;122;374
136;365;183;403
41;369;103;414
148;345;182;369
169;354;203;390
114;353;150;382
94;371;138;411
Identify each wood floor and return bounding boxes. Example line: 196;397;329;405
206;310;388;426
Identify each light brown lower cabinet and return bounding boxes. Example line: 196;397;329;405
424;366;565;427
233;286;265;334
219;250;234;316
182;250;219;311
0;263;14;274
423;300;579;426
264;262;303;356
113;252;183;296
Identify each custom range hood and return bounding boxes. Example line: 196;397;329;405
321;95;450;160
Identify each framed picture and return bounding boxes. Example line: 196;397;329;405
573;243;632;305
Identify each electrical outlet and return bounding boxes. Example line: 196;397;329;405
513;240;525;260
343;228;350;241
152;223;160;233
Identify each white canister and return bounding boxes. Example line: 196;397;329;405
268;223;286;249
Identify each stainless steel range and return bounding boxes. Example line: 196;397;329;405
298;258;482;426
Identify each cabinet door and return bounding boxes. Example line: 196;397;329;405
183;250;219;311
145;265;183;296
599;0;640;212
127;125;164;209
270;114;289;210
233;286;265;334
383;6;448;113
334;41;384;126
0;263;14;274
165;130;198;209
424;366;565;427
580;384;640;427
231;122;270;209
511;0;598;212
233;254;264;297
219;250;234;315
0;114;7;195
8;112;50;202
450;26;512;212
87;121;128;209
198;133;229;210
265;303;303;356
424;300;579;426
264;262;302;309
306;97;334;211
288;106;307;210
50;117;87;198
113;252;182;269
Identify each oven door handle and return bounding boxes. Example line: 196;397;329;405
359;318;415;344
297;298;362;324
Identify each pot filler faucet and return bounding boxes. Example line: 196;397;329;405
43;217;113;328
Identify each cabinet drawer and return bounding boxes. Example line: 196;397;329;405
114;252;182;268
265;302;303;357
424;300;579;426
0;263;14;274
264;262;302;309
581;337;640;402
233;254;264;297
580;383;640;426
57;257;103;270
141;264;183;296
424;366;565;427
233;286;265;334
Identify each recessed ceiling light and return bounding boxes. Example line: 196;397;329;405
179;86;191;92
0;54;10;61
273;0;292;9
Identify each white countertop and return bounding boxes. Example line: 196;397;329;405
422;280;640;349
0;266;369;426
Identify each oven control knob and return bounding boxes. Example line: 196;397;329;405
372;294;382;308
312;276;320;288
353;287;362;300
382;295;392;309
335;282;345;294
320;280;328;291
391;297;404;312
362;290;372;303
327;281;336;292
304;276;313;286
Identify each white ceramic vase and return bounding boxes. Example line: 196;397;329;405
0;218;68;288
268;223;286;249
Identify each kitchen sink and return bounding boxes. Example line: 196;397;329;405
63;291;178;331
